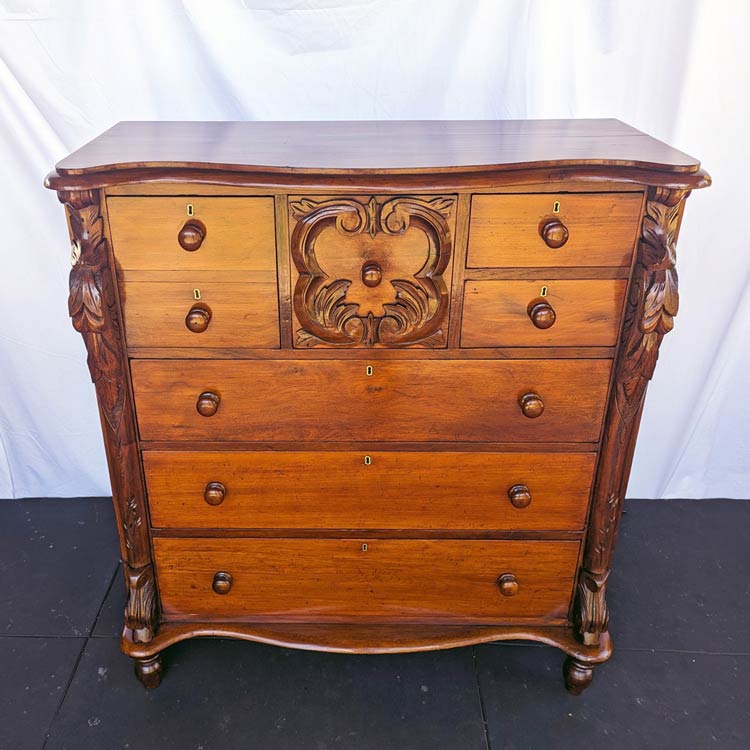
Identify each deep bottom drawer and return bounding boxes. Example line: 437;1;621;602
154;538;580;624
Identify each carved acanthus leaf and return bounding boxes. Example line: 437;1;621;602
291;195;453;348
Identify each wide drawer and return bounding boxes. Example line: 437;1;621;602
131;359;611;443
107;196;276;271
144;451;596;530
153;538;580;623
461;279;627;347
120;278;280;348
467;193;642;268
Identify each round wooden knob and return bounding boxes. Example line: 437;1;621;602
527;300;556;330
519;393;544;419
196;391;220;417
497;573;519;597
204;481;226;506
361;261;383;288
508;484;532;509
212;571;233;595
178;220;206;251
539;219;569;248
185;304;211;333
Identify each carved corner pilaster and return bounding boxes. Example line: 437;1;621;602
577;187;690;645
60;189;158;643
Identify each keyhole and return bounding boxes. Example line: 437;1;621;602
366;365;373;377
187;203;195;216
364;455;372;466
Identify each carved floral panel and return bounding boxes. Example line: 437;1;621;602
289;195;456;347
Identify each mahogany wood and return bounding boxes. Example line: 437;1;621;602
130;359;611;443
107;196;276;271
461;279;627;347
153;538;580;623
47;119;709;693
467;193;642;268
119;279;280;348
143;450;596;531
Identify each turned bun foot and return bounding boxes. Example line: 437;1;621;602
563;656;594;695
134;654;163;689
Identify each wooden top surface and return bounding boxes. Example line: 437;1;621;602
55;119;701;176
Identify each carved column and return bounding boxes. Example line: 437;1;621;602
60;189;158;644
577;186;690;646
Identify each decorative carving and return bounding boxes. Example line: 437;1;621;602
124;562;158;643
290;195;454;347
578;187;689;645
575;569;610;646
61;190;158;643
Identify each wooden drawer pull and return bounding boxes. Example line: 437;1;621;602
203;481;226;506
539;219;569;248
497;573;519;597
185;304;212;333
212;571;233;595
196;391;220;417
519;392;544;419
361;260;383;288
508;484;532;509
178;219;206;251
527;299;556;329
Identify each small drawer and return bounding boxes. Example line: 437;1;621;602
467;193;642;268
120;278;280;349
154;538;580;624
130;359;612;443
107;197;276;271
461;279;627;348
144;451;596;531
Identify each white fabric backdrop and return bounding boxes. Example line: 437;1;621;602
0;0;747;499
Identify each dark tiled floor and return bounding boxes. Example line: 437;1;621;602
1;497;748;750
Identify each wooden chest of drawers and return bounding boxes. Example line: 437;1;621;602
46;120;709;693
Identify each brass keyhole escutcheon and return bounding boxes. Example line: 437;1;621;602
364;455;372;465
366;365;373;377
361;260;383;288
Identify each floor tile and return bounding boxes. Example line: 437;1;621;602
476;644;750;750
91;568;125;638
609;498;750;652
0;498;119;637
0;637;84;750
46;637;487;750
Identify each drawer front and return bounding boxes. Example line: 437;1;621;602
288;194;456;349
144;451;596;530
461;279;627;348
107;197;276;271
467;193;642;268
131;359;611;443
120;279;280;349
154;538;579;623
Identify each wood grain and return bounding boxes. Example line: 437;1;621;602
130;359;612;443
467;193;642;268
56;120;703;175
153;537;580;623
461;280;627;347
144;451;596;531
120;280;280;348
107;196;276;270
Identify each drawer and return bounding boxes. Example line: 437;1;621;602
467;193;642;268
461;279;627;347
144;451;596;530
153;538;580;624
131;359;611;443
107;197;276;271
120;278;280;349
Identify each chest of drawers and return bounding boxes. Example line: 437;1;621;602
46;120;709;693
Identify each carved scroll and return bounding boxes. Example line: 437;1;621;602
290;195;454;347
61;190;158;643
577;187;689;645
